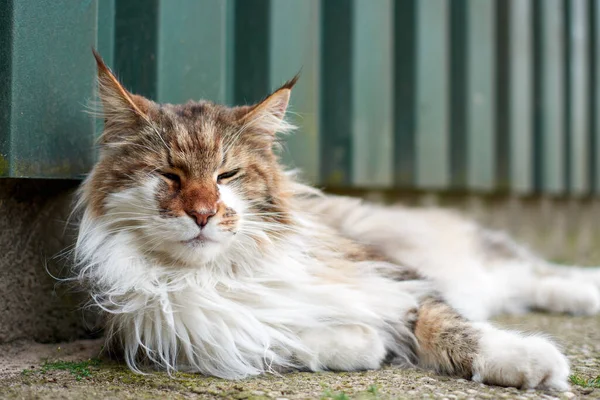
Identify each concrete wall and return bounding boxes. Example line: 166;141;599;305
0;179;94;343
1;180;599;344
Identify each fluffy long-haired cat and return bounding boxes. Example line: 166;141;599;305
75;51;600;390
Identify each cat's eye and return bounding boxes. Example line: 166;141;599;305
217;169;240;182
161;172;181;183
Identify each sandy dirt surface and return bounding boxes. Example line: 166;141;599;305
0;313;598;400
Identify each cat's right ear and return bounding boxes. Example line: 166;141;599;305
93;49;151;142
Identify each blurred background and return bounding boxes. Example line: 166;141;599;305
1;0;600;343
2;0;600;194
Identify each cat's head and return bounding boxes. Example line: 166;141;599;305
80;51;298;265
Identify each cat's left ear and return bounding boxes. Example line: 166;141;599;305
92;49;153;144
237;74;299;137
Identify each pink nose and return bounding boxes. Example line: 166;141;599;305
187;209;217;228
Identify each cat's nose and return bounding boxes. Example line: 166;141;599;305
187;209;217;228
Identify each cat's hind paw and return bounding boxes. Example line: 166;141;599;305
534;277;600;316
575;266;600;293
472;324;570;391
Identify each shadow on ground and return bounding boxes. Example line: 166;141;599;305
1;314;598;400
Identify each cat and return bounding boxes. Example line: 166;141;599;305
74;50;600;391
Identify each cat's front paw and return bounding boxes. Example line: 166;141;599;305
472;324;570;391
297;325;386;371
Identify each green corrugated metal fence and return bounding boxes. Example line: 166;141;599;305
1;0;599;196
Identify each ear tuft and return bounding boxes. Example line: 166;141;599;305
278;72;301;91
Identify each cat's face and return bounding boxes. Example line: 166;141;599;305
84;51;297;265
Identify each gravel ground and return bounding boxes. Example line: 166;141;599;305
0;313;598;400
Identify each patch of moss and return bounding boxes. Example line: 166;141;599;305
366;384;378;395
319;383;383;400
40;358;102;381
321;388;350;400
0;155;9;176
570;374;600;388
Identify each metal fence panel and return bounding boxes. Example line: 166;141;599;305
538;0;567;194
320;0;353;186
509;0;534;193
270;0;321;184
352;0;394;188
567;0;591;194
415;0;450;189
593;0;600;194
0;0;97;178
393;0;417;188
466;0;496;191
0;0;599;198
